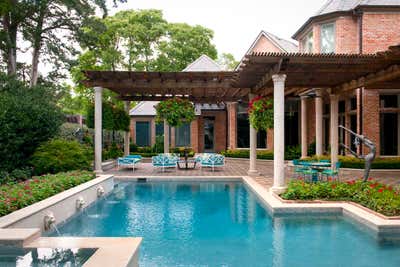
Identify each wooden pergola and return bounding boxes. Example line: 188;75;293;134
84;45;400;192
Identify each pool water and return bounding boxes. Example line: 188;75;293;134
53;182;400;267
0;246;95;267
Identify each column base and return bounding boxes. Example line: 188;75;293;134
270;186;287;194
247;169;259;176
94;169;103;175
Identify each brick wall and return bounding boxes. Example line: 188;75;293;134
362;13;400;54
199;110;227;153
362;89;380;156
227;103;237;149
336;16;359;53
191;118;200;152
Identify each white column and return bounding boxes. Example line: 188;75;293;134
271;74;286;193
301;96;308;158
164;119;169;153
94;87;103;173
124;101;130;156
248;93;258;176
315;89;323;156
398;95;400;155
330;94;339;168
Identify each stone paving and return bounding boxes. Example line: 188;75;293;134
106;158;400;188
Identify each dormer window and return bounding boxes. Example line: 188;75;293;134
302;31;313;53
320;23;335;53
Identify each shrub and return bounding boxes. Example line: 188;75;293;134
303;155;400;169
0;171;94;216
56;123;89;142
248;96;273;131
171;147;195;157
0;74;64;172
86;102;130;131
221;147;300;160
281;179;400;216
130;143;139;152
103;143;124;160
30;139;92;175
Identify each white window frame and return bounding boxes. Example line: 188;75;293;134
320;22;336;54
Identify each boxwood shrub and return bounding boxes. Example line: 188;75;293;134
0;171;95;216
303;155;400;169
30;139;92;175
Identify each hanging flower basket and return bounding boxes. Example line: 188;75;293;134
155;97;196;127
248;96;274;131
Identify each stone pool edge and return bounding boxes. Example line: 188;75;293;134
0;174;142;267
242;176;400;237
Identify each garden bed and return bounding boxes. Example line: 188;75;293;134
0;171;95;216
281;179;400;217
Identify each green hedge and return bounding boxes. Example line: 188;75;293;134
281;179;400;216
30;139;92;175
221;146;300;160
303;155;400;169
0;171;95;216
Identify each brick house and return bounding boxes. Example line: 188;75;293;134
130;0;400;156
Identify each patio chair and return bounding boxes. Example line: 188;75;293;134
117;155;142;172
292;159;308;180
152;154;178;172
200;154;225;172
321;162;341;181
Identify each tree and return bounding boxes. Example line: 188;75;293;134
0;74;64;172
218;53;239;70
155;23;218;71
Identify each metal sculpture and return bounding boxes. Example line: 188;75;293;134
339;125;376;182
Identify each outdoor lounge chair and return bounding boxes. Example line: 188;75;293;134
200;154;225;172
117;155;142;172
152;154;178;172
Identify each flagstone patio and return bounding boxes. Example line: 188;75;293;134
106;158;400;188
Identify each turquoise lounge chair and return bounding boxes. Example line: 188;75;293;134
321;162;341;181
292;159;308;180
200;154;225;172
152;154;178;172
117;155;142;172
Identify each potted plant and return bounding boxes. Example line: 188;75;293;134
248;96;274;131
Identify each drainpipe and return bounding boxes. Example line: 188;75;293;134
355;9;363;54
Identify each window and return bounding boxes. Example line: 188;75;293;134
175;123;190;147
236;103;267;148
302;31;313;53
136;121;150;147
380;113;398;155
156;123;164;137
320;23;335;53
380;95;399;108
350;97;357;111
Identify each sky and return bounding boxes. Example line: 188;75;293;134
109;0;326;60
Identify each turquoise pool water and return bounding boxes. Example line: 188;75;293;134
52;181;400;267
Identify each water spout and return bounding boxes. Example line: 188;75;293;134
76;196;86;210
44;212;56;231
97;186;105;198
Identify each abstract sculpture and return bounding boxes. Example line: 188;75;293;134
339;125;376;182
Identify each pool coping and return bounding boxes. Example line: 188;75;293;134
241;176;400;235
0;175;142;267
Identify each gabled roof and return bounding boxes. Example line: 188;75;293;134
129;101;159;116
183;54;222;72
236;30;298;70
293;0;400;39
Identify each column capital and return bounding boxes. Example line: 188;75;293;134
94;86;103;93
329;94;339;101
272;74;287;83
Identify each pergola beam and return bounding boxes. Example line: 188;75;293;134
118;95;242;103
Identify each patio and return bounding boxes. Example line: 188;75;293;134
106;158;400;188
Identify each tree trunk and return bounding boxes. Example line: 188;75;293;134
29;4;45;87
2;13;17;75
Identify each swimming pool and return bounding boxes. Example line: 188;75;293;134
51;181;400;267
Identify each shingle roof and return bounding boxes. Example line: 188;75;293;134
316;0;400;15
182;54;222;72
129;101;159;116
262;31;298;53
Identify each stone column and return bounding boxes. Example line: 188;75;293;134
94;87;103;173
315;89;323;156
330;94;339;168
248;93;258;176
271;74;286;193
164;119;169;153
124;101;130;156
300;96;308;158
